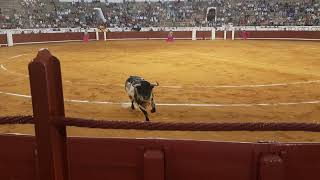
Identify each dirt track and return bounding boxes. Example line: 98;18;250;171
0;40;320;142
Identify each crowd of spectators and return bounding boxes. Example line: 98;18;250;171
0;0;98;29
0;0;319;29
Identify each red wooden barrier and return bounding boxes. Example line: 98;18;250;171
235;31;320;40
12;32;97;44
0;135;36;180
98;32;104;40
1;134;320;180
0;34;7;45
196;31;211;40
216;31;225;39
3;30;320;45
227;31;232;39
107;31;192;39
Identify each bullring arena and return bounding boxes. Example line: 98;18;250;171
1;29;320;142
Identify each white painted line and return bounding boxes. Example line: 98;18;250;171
66;81;108;86
9;54;27;59
199;80;320;88
0;64;7;71
88;101;120;105
0;64;29;77
68;100;89;103
4;55;320;89
1;90;320;107
3;133;32;136
64;80;320;89
247;38;320;41
3;68;320;88
161;86;182;88
57;99;320;107
0;91;31;98
68;83;177;89
0;54;29;77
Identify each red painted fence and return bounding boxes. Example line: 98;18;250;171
2;30;320;46
196;31;211;40
0;34;7;45
1;134;320;180
234;31;320;40
11;32;97;44
107;31;192;39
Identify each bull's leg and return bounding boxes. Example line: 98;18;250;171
139;107;149;121
128;95;135;110
151;98;156;113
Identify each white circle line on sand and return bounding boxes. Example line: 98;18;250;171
1;54;29;77
1;90;320;107
63;80;320;89
8;54;28;59
0;64;29;77
0;91;31;98
2;65;320;88
0;64;7;71
2;54;320;89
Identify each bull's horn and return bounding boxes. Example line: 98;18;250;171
133;83;141;87
152;82;159;86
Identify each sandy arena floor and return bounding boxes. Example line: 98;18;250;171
0;40;320;142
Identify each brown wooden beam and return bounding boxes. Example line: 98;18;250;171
29;49;69;180
144;149;165;180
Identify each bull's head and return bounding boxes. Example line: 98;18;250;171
133;81;159;102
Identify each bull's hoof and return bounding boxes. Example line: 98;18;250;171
151;108;156;113
131;105;135;110
145;118;150;122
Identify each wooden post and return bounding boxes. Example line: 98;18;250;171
96;29;99;41
192;29;197;40
6;31;13;47
144;149;165;180
211;29;216;40
29;49;69;180
232;30;235;40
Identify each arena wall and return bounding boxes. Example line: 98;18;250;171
227;31;233;39
215;31;225;39
0;34;7;46
194;31;228;40
1;134;320;180
196;31;211;40
107;31;192;40
235;31;320;40
1;29;320;46
12;32;97;45
98;32;104;40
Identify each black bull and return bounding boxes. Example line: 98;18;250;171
125;76;159;121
